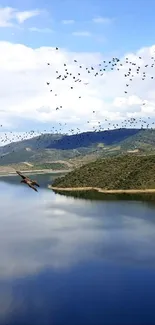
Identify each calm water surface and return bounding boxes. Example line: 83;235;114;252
0;174;155;325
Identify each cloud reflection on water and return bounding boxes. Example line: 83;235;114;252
0;181;155;281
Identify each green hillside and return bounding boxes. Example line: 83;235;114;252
1;129;155;168
119;129;155;151
0;133;63;156
52;155;155;190
0;148;80;165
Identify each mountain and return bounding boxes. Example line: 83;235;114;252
120;129;155;150
1;128;155;167
0;133;63;155
52;155;155;190
47;128;140;149
0;128;140;156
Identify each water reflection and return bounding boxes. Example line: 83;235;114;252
0;177;155;324
54;188;155;204
0;172;62;189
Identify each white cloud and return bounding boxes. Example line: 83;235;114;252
29;27;53;33
92;16;112;24
0;7;41;27
0;7;15;27
0;41;155;133
72;31;92;37
15;9;41;24
0;192;104;278
62;19;75;24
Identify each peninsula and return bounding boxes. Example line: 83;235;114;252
50;155;155;193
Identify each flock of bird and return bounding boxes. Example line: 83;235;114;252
46;47;155;110
1;47;155;192
0;115;154;149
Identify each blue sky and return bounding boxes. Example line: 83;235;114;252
0;0;155;54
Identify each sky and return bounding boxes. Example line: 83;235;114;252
0;0;155;142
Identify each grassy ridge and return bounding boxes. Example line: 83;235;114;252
1;129;155;167
1;162;70;171
52;155;155;190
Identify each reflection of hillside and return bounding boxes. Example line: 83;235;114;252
52;189;155;204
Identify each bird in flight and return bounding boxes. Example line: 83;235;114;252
16;171;40;192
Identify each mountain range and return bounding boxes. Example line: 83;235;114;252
0;128;155;168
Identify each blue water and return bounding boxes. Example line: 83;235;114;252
0;175;155;325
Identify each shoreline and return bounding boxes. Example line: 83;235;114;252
49;186;155;194
0;169;71;177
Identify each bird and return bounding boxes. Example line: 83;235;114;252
16;171;40;192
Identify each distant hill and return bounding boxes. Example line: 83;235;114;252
47;128;141;149
0;147;82;165
52;155;155;190
1;128;155;166
0;133;63;156
120;129;155;151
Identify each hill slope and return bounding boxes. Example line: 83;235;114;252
1;128;155;166
0;133;63;156
0;148;80;165
52;155;155;190
120;129;155;151
47;128;140;149
0;128;140;155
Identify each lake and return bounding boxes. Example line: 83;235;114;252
0;174;155;325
